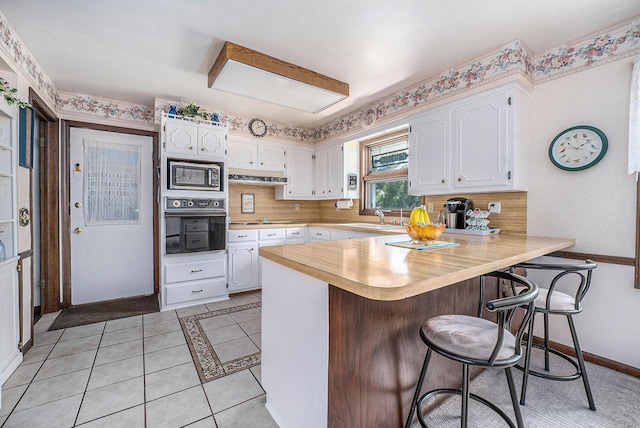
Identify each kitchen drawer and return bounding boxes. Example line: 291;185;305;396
165;278;227;305
165;259;226;284
308;227;330;241
228;229;259;242
286;227;305;240
259;228;285;241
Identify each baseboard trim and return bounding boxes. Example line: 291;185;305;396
20;338;33;355
531;336;640;378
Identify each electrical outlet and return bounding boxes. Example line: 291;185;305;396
294;203;300;211
427;202;434;213
488;201;501;214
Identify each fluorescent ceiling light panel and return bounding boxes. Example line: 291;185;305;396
208;42;349;114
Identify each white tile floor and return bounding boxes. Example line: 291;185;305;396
0;291;278;428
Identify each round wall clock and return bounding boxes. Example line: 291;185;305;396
248;118;267;138
548;125;608;171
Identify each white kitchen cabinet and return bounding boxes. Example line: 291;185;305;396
314;144;344;200
1;256;22;386
228;138;286;172
314;148;328;198
228;243;260;292
163;116;227;161
408;83;529;196
0;98;21;389
228;229;259;292
275;146;315;200
408;109;452;195
162;252;228;309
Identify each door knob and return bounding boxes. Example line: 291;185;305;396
74;227;83;234
75;202;83;208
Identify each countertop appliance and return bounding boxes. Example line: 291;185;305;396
443;198;474;229
164;197;226;254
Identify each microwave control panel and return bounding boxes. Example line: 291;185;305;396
165;197;226;211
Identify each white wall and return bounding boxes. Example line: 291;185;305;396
527;57;640;368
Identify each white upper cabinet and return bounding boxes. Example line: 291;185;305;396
453;91;508;190
326;145;344;198
408;109;452;195
228;140;257;169
275;146;315;200
228;138;286;172
314;148;328;198
258;145;287;171
313;143;346;200
408;83;529;196
163;117;227;161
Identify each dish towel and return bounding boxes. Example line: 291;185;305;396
629;56;640;181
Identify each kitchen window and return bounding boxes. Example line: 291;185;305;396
359;128;421;215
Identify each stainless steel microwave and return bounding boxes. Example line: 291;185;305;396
168;160;221;191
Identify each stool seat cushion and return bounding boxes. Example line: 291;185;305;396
535;288;578;312
423;314;517;362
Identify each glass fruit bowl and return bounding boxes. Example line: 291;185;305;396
404;223;446;244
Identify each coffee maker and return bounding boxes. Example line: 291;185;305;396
443;198;474;229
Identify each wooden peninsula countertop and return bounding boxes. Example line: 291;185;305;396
258;233;575;301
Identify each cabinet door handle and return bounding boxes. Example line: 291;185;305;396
238;234;247;238
189;146;194;150
267;233;276;236
190;269;203;273
250;161;254;164
191;289;203;294
441;179;445;184
457;177;462;182
291;232;300;235
201;147;206;151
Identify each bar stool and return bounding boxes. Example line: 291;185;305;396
513;260;597;411
404;271;538;428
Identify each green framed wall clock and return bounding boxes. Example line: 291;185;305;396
548;125;608;171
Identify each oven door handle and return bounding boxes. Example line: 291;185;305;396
164;212;226;218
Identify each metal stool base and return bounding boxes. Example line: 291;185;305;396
515;342;582;381
414;388;517;428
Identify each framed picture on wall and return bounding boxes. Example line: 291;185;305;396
18;106;35;169
241;193;255;214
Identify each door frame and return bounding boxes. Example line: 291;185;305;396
61;121;159;308
29;89;60;315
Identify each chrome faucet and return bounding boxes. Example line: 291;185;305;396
374;209;391;224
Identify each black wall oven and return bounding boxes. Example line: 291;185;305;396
165;198;226;254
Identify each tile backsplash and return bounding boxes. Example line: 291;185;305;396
229;184;526;234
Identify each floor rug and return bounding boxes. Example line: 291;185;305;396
48;294;159;330
180;301;262;383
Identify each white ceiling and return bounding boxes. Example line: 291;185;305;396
0;1;639;128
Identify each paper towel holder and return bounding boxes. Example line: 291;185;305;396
335;199;353;210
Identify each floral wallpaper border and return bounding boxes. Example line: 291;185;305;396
0;9;638;143
58;91;155;126
0;11;57;109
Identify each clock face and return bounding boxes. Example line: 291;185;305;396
549;126;608;171
248;118;267;138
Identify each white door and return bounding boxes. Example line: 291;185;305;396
70;128;154;305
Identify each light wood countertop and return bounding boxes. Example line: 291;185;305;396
258;233;575;301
